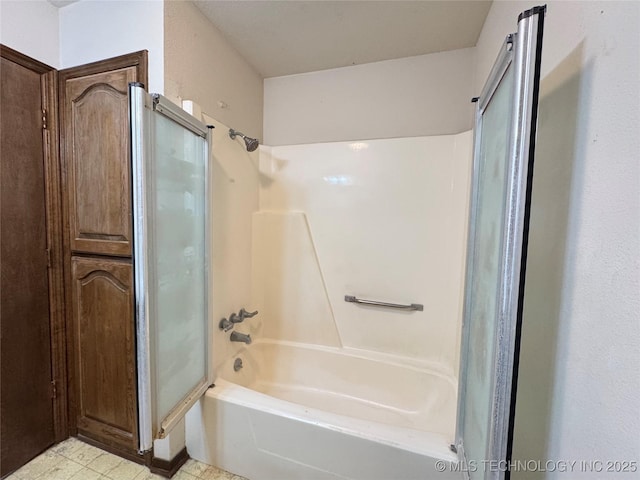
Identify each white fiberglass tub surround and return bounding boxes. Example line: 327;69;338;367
187;133;472;479
187;340;461;480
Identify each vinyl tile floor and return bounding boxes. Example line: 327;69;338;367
5;437;248;480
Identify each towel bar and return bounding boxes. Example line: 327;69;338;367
344;295;423;311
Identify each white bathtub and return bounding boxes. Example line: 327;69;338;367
186;340;462;480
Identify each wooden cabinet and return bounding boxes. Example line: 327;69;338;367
63;71;134;256
71;256;137;452
60;54;146;258
60;51;147;457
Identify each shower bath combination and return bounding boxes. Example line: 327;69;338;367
229;128;260;152
189;7;547;480
125;5;545;479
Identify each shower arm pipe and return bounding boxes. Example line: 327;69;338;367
344;295;424;312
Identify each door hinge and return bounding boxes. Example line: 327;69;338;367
42;109;48;130
50;380;57;399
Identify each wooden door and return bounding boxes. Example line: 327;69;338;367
71;256;137;452
0;50;56;476
60;54;146;257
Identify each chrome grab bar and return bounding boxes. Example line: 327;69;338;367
344;295;423;311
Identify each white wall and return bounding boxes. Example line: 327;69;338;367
0;0;60;67
263;48;475;145
59;0;164;93
474;2;640;476
164;1;263;140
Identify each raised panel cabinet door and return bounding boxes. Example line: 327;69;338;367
62;66;137;256
71;256;137;451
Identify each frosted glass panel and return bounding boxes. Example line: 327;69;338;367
149;113;208;423
462;65;514;477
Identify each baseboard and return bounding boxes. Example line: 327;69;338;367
76;433;148;465
149;447;189;478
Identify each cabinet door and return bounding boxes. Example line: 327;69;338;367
71;256;137;451
61;53;146;256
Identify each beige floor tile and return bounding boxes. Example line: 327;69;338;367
62;442;105;466
49;437;84;457
69;467;106;480
200;465;235;480
86;453;124;475
180;459;211;477
132;470;165;480
39;457;85;480
13;442;249;480
12;450;64;479
171;470;198;480
104;459;146;480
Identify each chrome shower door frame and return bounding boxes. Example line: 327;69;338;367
455;7;545;479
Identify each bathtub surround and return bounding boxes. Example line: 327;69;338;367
251;212;341;348
254;133;472;370
186;131;472;479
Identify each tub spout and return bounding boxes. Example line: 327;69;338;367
230;331;252;344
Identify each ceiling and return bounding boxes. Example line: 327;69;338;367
194;0;492;78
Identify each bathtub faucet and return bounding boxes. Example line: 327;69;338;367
229;308;259;325
230;331;252;344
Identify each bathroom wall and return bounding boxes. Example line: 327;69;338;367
475;1;640;474
164;1;263;140
253;132;472;374
59;0;164;93
0;0;60;67
179;105;260;375
263;47;475;145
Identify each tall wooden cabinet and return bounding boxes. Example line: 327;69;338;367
59;51;147;457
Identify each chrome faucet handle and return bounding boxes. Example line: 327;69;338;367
238;308;258;320
219;318;234;332
229;308;258;324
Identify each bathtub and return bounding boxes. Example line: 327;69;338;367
185;339;462;480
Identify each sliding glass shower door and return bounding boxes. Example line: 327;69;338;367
129;84;212;452
455;6;545;479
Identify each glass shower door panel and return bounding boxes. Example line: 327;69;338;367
462;66;514;478
150;114;208;425
131;85;211;451
456;7;545;479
